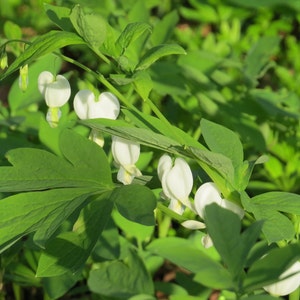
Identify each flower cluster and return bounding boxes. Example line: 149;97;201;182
37;71;141;185
157;153;244;248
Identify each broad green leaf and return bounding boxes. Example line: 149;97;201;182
243;243;300;292
8;53;62;112
205;204;262;281
112;210;154;245
88;248;154;298
111;185;156;226
44;3;73;31
0;187;94;253
242;192;300;243
36;196;113;277
200;118;243;168
0;129;113;192
92;217;120;260
116;22;152;53
33;193;88;248
70;4;106;50
147;237;234;290
136;44;186;70
151;10;179;45
80;118;181;152
43;271;81;299
0;31;85;80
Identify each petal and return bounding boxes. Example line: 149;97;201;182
157;154;172;181
201;234;214;248
111;136;140;166
38;71;54;97
88;92;120;119
165;157;193;202
181;220;206;230
168;198;185;215
194;182;222;219
45;75;71;107
263;261;300;296
73;89;95;119
117;166;134;185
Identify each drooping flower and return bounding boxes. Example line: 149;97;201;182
194;182;244;220
158;154;194;215
111;136;142;185
38;71;71;127
73;89;120;146
73;90;120;120
263;261;300;296
182;182;244;248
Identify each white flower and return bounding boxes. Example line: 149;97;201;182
182;182;244;248
194;182;244;220
263;261;300;296
111;136;142;185
158;154;194;215
38;71;71;108
74;90;120;146
73;90;120;120
38;71;71;128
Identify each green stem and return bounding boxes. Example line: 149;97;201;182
289;287;300;300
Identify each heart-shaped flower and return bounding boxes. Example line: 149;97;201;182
38;71;71;108
194;182;244;220
111;136;142;185
73;90;120;120
158;154;194;215
38;71;71;127
73;89;120;146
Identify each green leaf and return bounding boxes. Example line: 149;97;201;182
136;44;186;70
36;196;113;277
243;243;300;292
70;4;106;50
88;248;154;298
111;185;156;226
0;187;93;253
0;31;85;80
81;118;181;152
43;271;81;299
200;118;244;168
205;204;262;280
0;129;113;192
147;237;234;290
117;22;152;53
44;3;73;31
242;192;300;243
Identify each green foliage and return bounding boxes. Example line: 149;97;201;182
1;0;300;299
